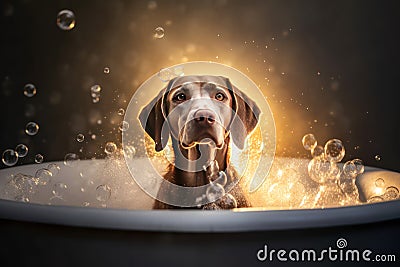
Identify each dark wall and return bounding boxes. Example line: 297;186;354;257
1;0;399;171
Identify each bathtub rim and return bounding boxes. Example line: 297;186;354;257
0;198;399;233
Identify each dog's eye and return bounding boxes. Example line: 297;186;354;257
215;92;226;101
174;93;186;102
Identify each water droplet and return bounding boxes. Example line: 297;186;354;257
25;121;39;136
47;163;61;176
56;10;76;30
2;149;18;166
52;183;67;198
23;83;36;97
76;133;85;143
96;184;111;202
15;195;30;203
302;134;317;150
382;186;399;200
90;84;101;96
206;183;225;202
104;142;117;154
103;67;110;74
311;145;324;158
35;154;44;163
157;68;173;82
324;139;345;162
123;145;136;159
15;144;28;158
92;97;100;103
153;26;165;39
375;155;381;161
91;134;97;140
118;121;129;131
351;159;364;174
147;1;157;10
64;153;79;167
375;178;385;188
35;168;52;185
118;108;125;116
214;193;237;209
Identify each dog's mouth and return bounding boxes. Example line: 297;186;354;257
179;122;226;149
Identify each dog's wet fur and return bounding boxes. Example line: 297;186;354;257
139;75;260;209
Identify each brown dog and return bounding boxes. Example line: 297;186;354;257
139;75;260;209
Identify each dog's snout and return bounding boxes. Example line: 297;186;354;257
193;110;216;125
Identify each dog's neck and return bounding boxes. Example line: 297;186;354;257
171;137;229;187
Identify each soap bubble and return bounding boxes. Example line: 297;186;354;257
96;184;111;202
339;178;356;194
52;183;68;199
15;144;28;158
212;171;228;187
104;142;117;154
375;155;381;161
47;163;61;176
206;183;225;202
103;67;110;74
157;68;173;82
367;196;383;203
375;178;385;188
343;160;357;178
35;168;53;185
90;84;101;96
92;97;100;103
56;10;76;31
2;149;18;166
23;83;36;97
302;134;317;150
147;1;157;10
215;193;237;209
153;26;165;39
352;159;364;174
12;173;36;195
64;153;79;167
76;133;85;143
119;121;129;131
34;154;44;164
324;139;345;162
308;158;340;184
117;108;125;116
382;186;399;201
311;145;324;158
173;66;184;76
25;122;39;136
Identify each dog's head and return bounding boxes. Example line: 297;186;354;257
139;75;261;152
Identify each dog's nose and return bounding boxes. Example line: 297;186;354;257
193;110;216;125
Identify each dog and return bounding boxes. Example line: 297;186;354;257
139;75;261;209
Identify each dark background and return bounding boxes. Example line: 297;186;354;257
1;0;399;171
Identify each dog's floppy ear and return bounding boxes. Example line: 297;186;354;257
225;78;261;149
139;79;175;152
